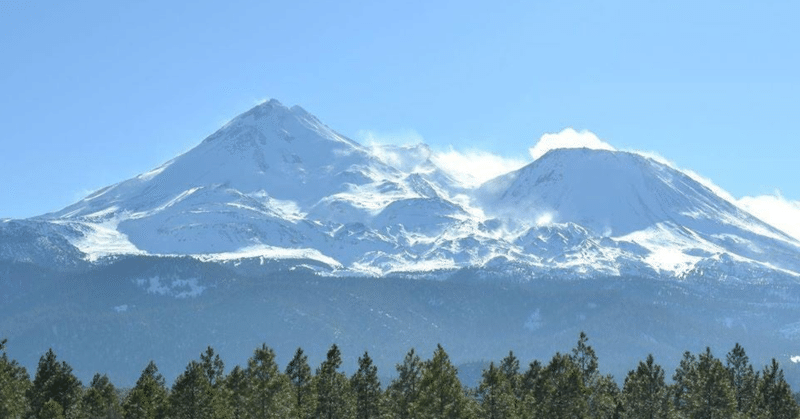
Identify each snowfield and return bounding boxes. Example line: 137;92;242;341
3;98;799;281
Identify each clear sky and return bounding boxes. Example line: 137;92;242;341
2;0;799;219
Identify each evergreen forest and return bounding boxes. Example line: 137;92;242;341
1;333;798;418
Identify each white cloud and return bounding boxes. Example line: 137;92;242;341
357;126;800;246
356;129;425;146
358;129;525;187
431;148;527;188
371;143;433;173
737;193;800;242
358;129;432;173
528;128;616;161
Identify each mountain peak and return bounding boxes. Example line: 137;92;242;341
18;101;799;279
251;99;312;117
480;146;750;236
49;98;378;219
203;98;358;151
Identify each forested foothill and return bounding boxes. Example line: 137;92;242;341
2;334;798;418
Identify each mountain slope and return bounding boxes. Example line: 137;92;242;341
39;100;410;258
4;99;800;390
0;100;797;280
477;148;800;277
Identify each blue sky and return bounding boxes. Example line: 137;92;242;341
1;0;799;220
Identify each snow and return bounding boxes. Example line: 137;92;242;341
53;218;146;262
83;206;119;219
616;223;711;276
524;309;543;331
136;276;206;298
245;191;306;222
15;99;800;280
136;159;174;181
194;244;343;269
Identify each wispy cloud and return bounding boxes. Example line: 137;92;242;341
356;129;425;146
529;128;616;161
358;129;432;173
358;129;526;187
737;193;800;242
357;127;800;243
431;148;527;188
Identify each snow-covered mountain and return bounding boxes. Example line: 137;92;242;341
5;99;800;388
477;148;800;279
3;99;800;280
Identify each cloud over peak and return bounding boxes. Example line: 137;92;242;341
529;128;616;161
430;148;527;188
358;126;800;244
737;193;800;242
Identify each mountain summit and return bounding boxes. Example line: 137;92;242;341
53;99;381;216
4;99;800;389
4;100;799;279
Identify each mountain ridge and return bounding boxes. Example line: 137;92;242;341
2;99;799;280
4;99;800;388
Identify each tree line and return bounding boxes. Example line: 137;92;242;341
1;333;798;418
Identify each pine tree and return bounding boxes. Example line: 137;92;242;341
752;358;799;419
0;338;31;419
621;354;671;419
82;373;122;419
351;351;382;419
478;361;518;419
199;346;225;389
499;351;522;415
169;360;215;419
123;361;168;419
416;344;468;419
221;366;248;419
572;332;600;388
286;347;316;419
569;332;618;418
591;374;621;419
246;343;295;419
684;347;736;419
386;348;423;419
671;350;696;413
520;360;543;416
315;344;354;419
27;348;83;419
41;399;66;419
521;359;542;394
726;343;759;414
536;352;589;418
